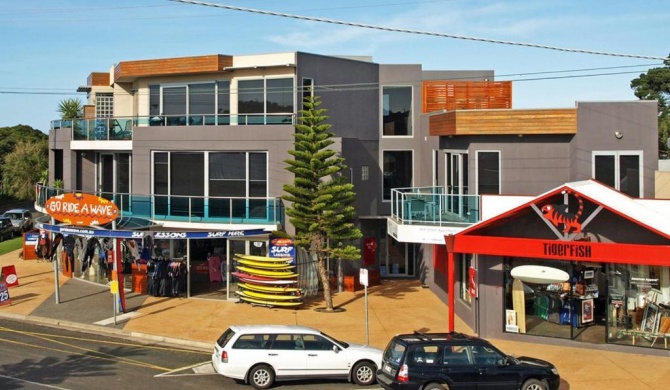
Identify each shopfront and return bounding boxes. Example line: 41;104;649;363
445;180;670;351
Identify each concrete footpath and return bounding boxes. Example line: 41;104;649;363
1;250;669;389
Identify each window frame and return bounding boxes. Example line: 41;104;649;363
592;150;643;197
381;85;414;138
382;149;414;202
475;150;501;195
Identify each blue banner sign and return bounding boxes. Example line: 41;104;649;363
36;223;268;239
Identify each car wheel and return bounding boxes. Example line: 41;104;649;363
352;361;376;386
521;378;547;390
424;383;450;390
248;364;274;389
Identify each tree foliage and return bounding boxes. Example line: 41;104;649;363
282;95;362;311
57;98;84;119
630;55;670;157
2;139;48;199
0;125;48;196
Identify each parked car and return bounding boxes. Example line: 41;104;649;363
211;324;383;389
2;208;34;236
377;331;560;390
0;217;14;241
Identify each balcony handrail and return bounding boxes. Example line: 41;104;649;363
34;183;285;227
50;113;296;136
390;187;480;226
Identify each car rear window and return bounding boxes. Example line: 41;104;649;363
217;328;235;347
233;334;271;349
383;340;406;366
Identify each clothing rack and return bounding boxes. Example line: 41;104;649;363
147;258;188;297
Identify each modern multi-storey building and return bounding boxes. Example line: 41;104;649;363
44;51;666;353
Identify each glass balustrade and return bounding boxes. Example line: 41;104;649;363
391;187;479;225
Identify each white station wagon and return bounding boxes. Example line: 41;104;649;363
211;324;383;389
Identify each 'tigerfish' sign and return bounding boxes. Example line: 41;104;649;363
44;193;119;226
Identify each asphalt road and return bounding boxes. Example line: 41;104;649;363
0;319;383;390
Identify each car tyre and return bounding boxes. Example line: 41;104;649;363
352;361;376;386
424;383;450;390
248;364;274;389
521;378;547;390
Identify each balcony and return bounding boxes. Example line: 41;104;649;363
35;184;284;228
391;186;480;226
50;113;296;141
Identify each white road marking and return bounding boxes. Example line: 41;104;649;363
93;311;140;325
0;374;71;389
155;362;217;377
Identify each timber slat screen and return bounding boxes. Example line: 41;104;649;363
422;80;512;113
429;108;577;136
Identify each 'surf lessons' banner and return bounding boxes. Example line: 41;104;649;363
44;192;119;226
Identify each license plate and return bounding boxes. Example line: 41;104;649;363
383;363;392;373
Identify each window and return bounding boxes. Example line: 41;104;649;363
470;345;504;366
302;78;313;109
95;93;113;118
382;86;412;136
148;82;229;125
302;334;334;351
383;150;413;201
152;151;268;218
238;78;294;124
593;151;642;197
362;165;369;181
460;255;473;304
476;151;500;195
412;345;439;364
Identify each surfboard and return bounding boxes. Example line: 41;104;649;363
511;265;569;284
238;282;301;294
235;258;294;269
235;266;299;279
236;289;302;301
237;295;303;307
234;254;294;263
232;272;298;286
512;278;526;334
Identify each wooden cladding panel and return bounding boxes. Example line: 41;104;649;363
114;54;233;82
87;72;110;87
423;81;512;113
429;109;577;136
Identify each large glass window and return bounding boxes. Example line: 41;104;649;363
238;78;294;124
188;83;215;125
382;86;412;136
217;80;231;124
593;152;642;197
153;151;268;219
383;150;413;201
477;151;500;195
607;263;670;350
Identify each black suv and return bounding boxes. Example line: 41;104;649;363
377;331;560;390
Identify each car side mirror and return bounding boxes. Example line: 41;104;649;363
332;345;340;353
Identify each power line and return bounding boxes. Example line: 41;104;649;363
169;0;670;62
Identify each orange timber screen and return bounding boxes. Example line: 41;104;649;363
422;81;512;113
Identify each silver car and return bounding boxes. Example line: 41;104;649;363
2;209;33;236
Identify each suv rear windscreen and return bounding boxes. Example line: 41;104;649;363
217;328;235;347
383;340;406;366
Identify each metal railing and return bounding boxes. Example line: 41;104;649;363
391;186;480;226
50;113;295;141
35;183;285;227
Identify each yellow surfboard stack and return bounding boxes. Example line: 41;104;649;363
233;254;303;307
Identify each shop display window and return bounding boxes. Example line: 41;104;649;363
607;264;670;349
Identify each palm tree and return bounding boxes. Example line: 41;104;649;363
57;98;83;119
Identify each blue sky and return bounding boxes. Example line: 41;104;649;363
1;0;668;133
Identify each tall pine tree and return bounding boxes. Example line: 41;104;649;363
283;95;362;311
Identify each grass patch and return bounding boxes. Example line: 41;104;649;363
0;237;23;256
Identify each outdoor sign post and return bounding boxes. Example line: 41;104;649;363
360;268;369;345
110;280;119;325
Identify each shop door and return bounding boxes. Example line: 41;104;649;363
383;239;416;277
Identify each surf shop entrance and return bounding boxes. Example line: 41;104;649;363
445;181;670;352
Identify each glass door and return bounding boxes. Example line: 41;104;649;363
445;151;469;220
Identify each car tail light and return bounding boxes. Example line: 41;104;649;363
397;364;409;383
221;350;228;363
